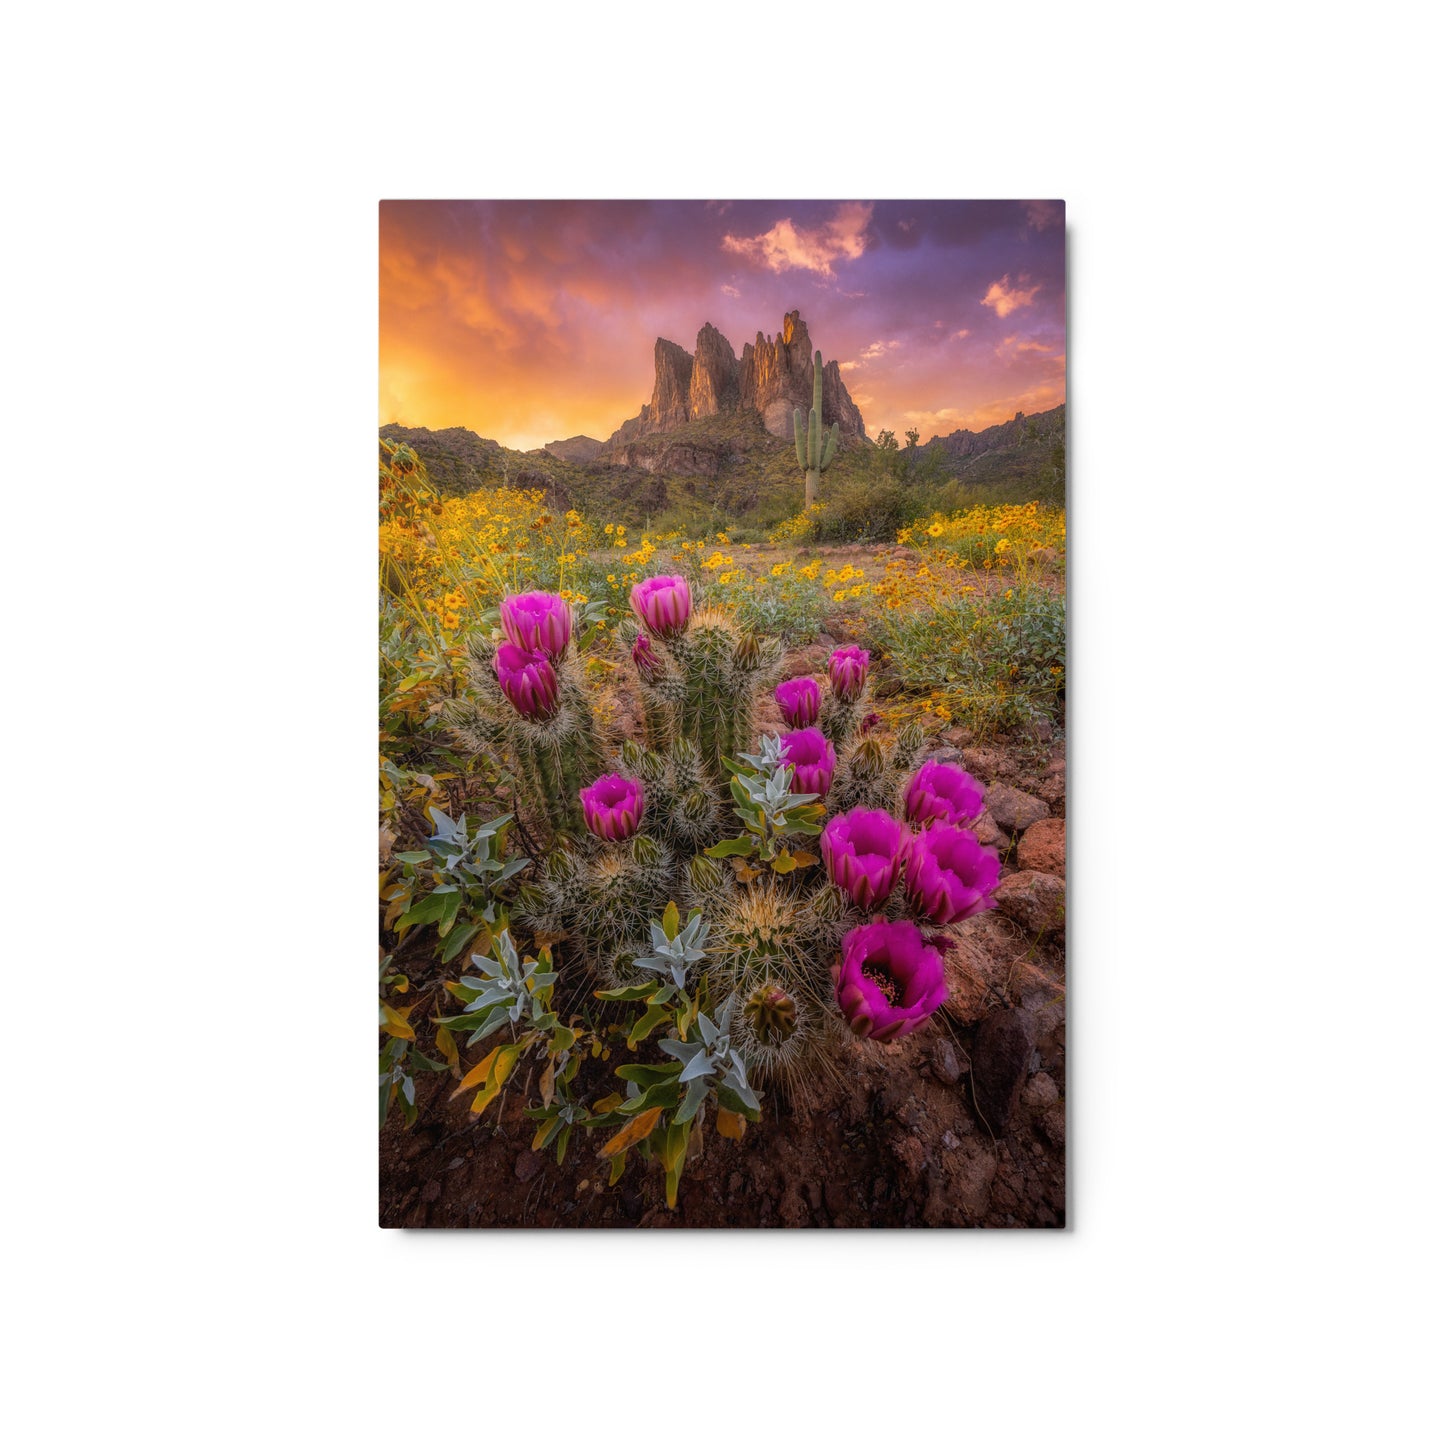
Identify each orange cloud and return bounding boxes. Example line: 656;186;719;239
855;339;901;363
981;275;1042;318
722;201;873;277
995;334;1059;360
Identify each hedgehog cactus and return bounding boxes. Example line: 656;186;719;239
622;599;782;786
794;349;840;510
447;615;604;841
449;580;1002;1117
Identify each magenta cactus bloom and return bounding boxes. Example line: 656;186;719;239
630;574;692;639
632;631;664;683
828;645;871;702
820;807;905;909
500;591;572;658
834;919;948;1041
579;773;646;841
493;643;559;720
780;727;837;798
775;675;821;727
904;823;1001;925
905;759;987;828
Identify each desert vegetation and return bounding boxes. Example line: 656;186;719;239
380;435;1066;1225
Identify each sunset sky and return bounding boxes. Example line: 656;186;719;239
380;200;1065;452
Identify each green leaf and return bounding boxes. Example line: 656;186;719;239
716;1085;762;1123
704;836;757;859
627;1005;672;1048
661;900;680;941
394;851;430;864
594;983;658;1002
614;1061;684;1087
616;1080;684;1115
439;920;483;966
674;1075;708;1125
396;891;450;929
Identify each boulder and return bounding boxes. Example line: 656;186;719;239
987;784;1051;834
969;1008;1035;1134
1017;817;1065;876
995;870;1066;935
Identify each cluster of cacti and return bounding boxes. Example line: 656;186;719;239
447;573;1006;1117
446;591;605;840
793;348;840;510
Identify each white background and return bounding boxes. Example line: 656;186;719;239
3;3;1440;1441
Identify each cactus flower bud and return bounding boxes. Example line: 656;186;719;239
631;631;664;682
500;591;572;658
493;642;559;720
904;759;986;828
903;822;1000;925
780;727;836;799
827;645;870;702
834;919;948;1041
820;807;904;909
743;983;799;1046
775;676;821;727
733;631;762;669
579;773;645;841
629;574;692;639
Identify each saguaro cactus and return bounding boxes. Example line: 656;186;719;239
793;349;839;510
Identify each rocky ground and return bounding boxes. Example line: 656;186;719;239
379;714;1066;1230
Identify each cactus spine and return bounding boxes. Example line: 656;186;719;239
793;349;840;511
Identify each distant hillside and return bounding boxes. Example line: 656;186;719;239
380;424;503;494
379;400;1064;531
920;404;1065;495
544;435;605;464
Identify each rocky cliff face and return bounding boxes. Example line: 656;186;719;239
688;322;739;418
605;311;866;448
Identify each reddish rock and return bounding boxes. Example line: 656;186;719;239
649;338;694;429
995;871;1066;935
1022;1072;1060;1109
688;322;739;418
1017;817;1065;876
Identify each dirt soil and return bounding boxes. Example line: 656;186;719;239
380;649;1066;1229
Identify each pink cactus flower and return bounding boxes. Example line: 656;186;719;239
828;645;871;702
905;759;987;828
629;575;692;639
500;591;572;658
820;807;904;909
834;919;948;1041
493;643;559;720
579;773;646;841
780;727;837;798
632;632;664;682
775;676;822;727
904;823;1001;925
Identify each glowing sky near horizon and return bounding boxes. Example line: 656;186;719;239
380;200;1065;452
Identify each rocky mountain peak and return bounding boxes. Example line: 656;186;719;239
606;311;865;448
